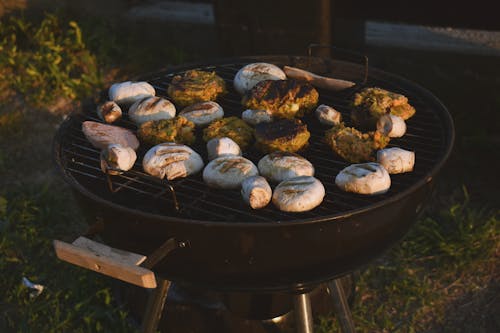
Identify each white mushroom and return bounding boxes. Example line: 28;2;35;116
242;109;273;126
335;162;391;195
206;137;242;161
315;104;342;126
142;143;204;180
97;101;122;124
272;176;325;212
234;63;286;95
128;96;176;125
109;81;155;106
258;152;314;183
203;155;258;189
376;114;407;138
100;144;137;175
241;176;272;209
377;147;415;174
178;101;224;127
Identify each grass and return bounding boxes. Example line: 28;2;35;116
0;11;498;333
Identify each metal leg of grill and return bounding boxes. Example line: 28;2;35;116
327;279;356;333
293;292;314;333
141;278;171;333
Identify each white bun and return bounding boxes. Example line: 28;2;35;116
128;96;176;125
376;114;406;138
206;137;242;161
142;143;204;180
315;104;342;126
109;81;155;106
82;121;139;150
234;63;286;95
241;176;272;209
258;152;314;183
272;176;325;212
100;144;137;175
335;162;391;195
377;148;415;174
203;155;258;189
242;109;273;126
178;101;223;127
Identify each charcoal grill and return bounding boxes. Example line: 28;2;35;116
53;54;454;332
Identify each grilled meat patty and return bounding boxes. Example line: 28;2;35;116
324;123;390;163
203;116;254;150
351;87;416;130
137;116;196;146
255;118;310;153
167;70;226;107
242;79;319;119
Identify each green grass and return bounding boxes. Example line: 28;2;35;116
0;11;498;333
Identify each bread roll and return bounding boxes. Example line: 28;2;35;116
143;143;204;180
178;101;224;127
335;162;390;195
377;147;415;174
234;63;286;95
258;152;314;183
109;81;155;106
241;176;272;209
206;137;242;161
100;144;137;175
272;176;325;212
315;104;342;126
203;155;258;189
128;96;176;125
82;121;139;150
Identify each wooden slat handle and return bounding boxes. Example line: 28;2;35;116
53;238;157;289
283;65;356;91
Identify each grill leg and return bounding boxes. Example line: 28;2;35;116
327;279;356;333
293;292;314;333
141;278;171;333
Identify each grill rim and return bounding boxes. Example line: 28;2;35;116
53;55;455;228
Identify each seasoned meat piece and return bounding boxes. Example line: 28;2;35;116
137;116;195;146
167;70;226;107
351;87;416;130
324;123;390;163
203;116;254;150
242;79;319;119
255;118;310;153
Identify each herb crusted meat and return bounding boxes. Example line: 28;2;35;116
137;116;196;146
167;70;227;107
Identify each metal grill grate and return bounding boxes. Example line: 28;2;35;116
56;57;449;223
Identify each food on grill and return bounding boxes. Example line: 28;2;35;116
324;124;390;163
109;81;155;106
128;96;176;125
143;143;204;180
242;109;273;126
315;104;342;126
178;101;224;127
351;87;416;130
272;176;325;212
335;162;391;195
82;121;140;150
377;147;415;174
137;117;195;146
255;118;310;153
234;62;287;95
206;137;241;161
258;152;314;183
167;70;226;107
376;114;406;138
242;79;319;119
202;155;258;189
203;116;254;150
241;175;272;209
100;144;137;175
97;101;122;124
283;66;355;91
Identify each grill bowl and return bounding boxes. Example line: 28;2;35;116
54;55;454;292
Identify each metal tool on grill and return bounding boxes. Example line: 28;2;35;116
52;54;454;332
